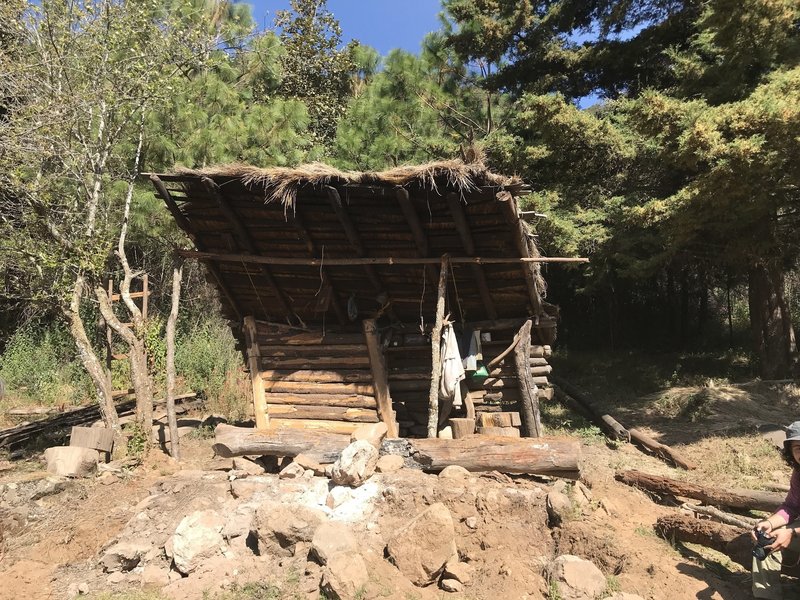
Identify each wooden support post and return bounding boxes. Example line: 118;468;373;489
446;193;497;320
141;273;149;321
243;316;268;429
514;319;542;437
150;175;243;321
362;318;398;437
427;255;449;438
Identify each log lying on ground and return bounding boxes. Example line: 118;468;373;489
654;513;752;569
212;423;351;463
616;469;784;512
681;503;757;530
550;374;628;441
628;428;697;471
214;424;581;477
382;436;580;478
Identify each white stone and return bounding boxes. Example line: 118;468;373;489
550;555;606;600
438;426;453;439
331;440;379;488
172;510;225;575
439;465;470;480
440;578;464;592
326;486;351;509
44;446;99;478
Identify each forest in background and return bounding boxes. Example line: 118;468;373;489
0;0;798;420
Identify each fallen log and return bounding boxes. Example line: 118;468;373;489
550;374;628;441
628;428;697;471
212;423;351;463
616;469;784;512
681;503;757;530
382;436;580;477
214;424;581;476
654;513;752;569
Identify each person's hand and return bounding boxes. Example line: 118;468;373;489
767;528;794;552
752;520;773;542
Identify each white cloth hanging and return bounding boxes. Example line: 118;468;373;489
439;324;465;408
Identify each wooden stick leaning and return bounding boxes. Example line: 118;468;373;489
427;255;449;438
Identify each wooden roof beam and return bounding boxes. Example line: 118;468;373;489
325;185;384;292
497;191;542;315
284;208;349;326
201;177;294;319
150;175;243;322
446;193;497;320
394;186;439;290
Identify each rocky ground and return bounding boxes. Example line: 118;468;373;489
0;403;769;600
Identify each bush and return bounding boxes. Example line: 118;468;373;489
175;318;250;422
0;323;91;406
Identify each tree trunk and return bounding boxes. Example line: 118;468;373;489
64;277;120;439
165;260;182;459
748;262;798;379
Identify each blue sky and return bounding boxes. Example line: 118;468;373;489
241;0;444;55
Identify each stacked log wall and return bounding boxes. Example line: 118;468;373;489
254;323;380;434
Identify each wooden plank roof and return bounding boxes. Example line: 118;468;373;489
148;160;551;329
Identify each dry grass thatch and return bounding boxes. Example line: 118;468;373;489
175;159;525;207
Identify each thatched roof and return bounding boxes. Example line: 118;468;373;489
150;160;547;330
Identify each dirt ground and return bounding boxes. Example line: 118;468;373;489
1;378;798;600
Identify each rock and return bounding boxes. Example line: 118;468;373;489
253;502;326;557
77;582;89;595
141;564;170;588
320;551;369;600
294;453;325;476
232;457;266;475
172;510;226;575
438;426;453;439
222;506;254;541
43;446;99;478
312;521;358;565
230;479;263;500
439;465;470;480
546;491;573;526
605;594;645;600
443;560;473;584
386;502;457;586
100;541;151;572
573;481;592;508
464;516;478;530
350;422;388;449
440;578;464;592
107;572;126;584
375;454;404;473
552;479;568;494
326;487;351;510
550;555;606;600
279;462;306;479
97;471;117;485
331;440;378;488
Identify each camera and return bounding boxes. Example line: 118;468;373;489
753;528;776;561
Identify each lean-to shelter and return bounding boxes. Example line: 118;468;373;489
149;160;573;438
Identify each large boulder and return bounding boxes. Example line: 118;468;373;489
172;510;226;575
350;423;388;449
386;502;457;586
331;440;378;487
312;521;358;565
44;446;99;478
550;555;606;600
253;502;326;557
100;541;151;573
321;552;369;600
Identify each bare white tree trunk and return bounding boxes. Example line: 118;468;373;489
165;258;183;459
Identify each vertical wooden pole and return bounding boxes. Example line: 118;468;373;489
514;319;542;437
362;319;398;437
106;278;114;371
427;255;449;438
142;273;149;322
243;316;268;429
